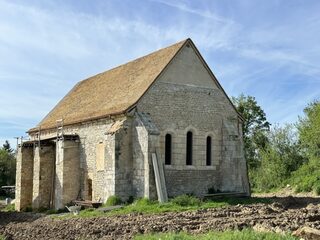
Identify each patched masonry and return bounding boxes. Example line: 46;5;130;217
15;38;250;211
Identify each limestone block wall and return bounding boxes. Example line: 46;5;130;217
55;139;63;209
36;118;120;203
132;120;149;198
132;114;159;199
114;119;133;200
32;144;55;209
165;170;217;197
54;139;81;210
15;145;34;211
136;43;249;196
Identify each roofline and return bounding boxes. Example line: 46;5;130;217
29;39;188;134
125;38;244;122
29;38;243;133
122;38;190;116
27;110;128;133
187;40;244;121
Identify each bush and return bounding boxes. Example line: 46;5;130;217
105;195;122;206
171;195;201;207
313;182;320;195
133;198;153;206
3;203;15;212
289;160;320;194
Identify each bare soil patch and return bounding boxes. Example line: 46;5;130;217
1;196;320;240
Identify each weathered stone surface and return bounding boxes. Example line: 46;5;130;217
15;145;34;211
32;144;55;209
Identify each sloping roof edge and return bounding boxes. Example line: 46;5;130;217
28;39;188;133
186;40;244;122
28;38;243;133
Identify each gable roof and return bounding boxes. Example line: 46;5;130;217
29;39;188;132
29;38;242;133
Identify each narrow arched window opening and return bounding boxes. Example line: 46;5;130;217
186;131;193;165
206;136;212;166
165;134;172;165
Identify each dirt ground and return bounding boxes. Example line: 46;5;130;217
1;194;320;240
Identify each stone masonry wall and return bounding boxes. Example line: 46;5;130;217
132;120;149;198
137;44;249;196
37;118;121;203
32;144;55;209
15;145;34;211
55;139;81;210
114;119;133;200
63;140;81;206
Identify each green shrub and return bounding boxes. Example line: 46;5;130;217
133;198;153;206
313;182;320;195
171;195;201;206
105;195;122;206
289;161;320;194
3;203;15;212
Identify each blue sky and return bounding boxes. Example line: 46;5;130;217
1;0;320;147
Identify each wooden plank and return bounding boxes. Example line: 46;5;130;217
204;192;247;198
152;153;165;203
157;154;168;202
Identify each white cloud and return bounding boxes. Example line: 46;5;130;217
0;0;319;143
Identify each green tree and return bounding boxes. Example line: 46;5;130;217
0;140;16;186
253;124;305;191
298;100;320;159
3;140;13;153
232;94;270;169
289;100;320;194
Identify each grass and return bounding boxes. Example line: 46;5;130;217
134;229;298;240
2;203;15;212
0;235;5;240
55;196;271;219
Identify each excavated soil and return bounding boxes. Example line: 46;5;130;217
1;196;320;240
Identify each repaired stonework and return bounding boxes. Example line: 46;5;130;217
15;39;250;211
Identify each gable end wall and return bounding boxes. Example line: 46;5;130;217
136;44;249;196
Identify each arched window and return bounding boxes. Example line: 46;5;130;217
165;134;172;165
206;136;212;166
186;131;193;165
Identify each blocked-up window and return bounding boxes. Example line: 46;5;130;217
96;143;105;171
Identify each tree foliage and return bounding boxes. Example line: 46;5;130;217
232;94;270;169
252;124;305;191
289;100;320;194
0;141;16;186
298;100;320;159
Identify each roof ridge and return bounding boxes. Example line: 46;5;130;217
79;38;189;85
29;38;189;132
